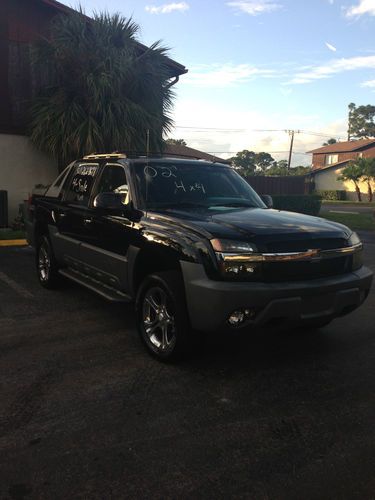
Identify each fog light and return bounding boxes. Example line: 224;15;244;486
228;310;245;326
227;308;256;327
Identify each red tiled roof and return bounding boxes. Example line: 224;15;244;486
164;144;231;164
307;138;375;154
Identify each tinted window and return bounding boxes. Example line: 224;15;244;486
65;163;99;206
135;162;265;209
95;164;129;203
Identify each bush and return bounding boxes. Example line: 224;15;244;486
315;190;346;201
272;195;322;216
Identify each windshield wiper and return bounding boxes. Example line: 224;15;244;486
209;202;255;208
149;202;209;209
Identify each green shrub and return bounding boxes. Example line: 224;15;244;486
315;190;346;201
272;195;322;216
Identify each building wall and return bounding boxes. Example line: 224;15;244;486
313;166;372;201
0;134;58;222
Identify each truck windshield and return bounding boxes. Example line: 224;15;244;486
135;162;266;210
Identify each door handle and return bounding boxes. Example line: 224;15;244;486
84;218;93;225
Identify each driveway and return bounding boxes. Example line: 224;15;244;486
0;243;374;499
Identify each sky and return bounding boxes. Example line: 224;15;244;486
59;0;375;165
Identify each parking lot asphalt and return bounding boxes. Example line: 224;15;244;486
0;242;375;500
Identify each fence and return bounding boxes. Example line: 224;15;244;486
245;176;311;195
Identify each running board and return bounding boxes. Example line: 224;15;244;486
59;268;131;303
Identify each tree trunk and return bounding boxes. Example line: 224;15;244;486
354;182;362;202
367;181;373;202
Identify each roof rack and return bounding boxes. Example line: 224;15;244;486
116;151;227;162
83;153;127;160
82;151;229;163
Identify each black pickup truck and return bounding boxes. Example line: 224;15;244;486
27;153;372;360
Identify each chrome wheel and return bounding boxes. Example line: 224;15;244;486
142;286;176;351
38;244;50;282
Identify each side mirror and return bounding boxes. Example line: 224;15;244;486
93;192;126;211
261;194;273;208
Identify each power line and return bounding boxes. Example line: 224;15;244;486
172;125;346;140
204;151;308;155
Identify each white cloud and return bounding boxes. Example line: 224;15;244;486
181;63;277;87
226;1;281;15
325;42;337;52
287;55;375;84
145;2;189;14
169;98;346;166
345;0;375;17
361;79;375;87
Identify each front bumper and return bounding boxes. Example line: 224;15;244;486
181;262;373;332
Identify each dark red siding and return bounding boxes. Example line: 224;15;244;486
312;146;375;171
0;0;58;134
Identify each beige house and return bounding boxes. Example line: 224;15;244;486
308;139;375;201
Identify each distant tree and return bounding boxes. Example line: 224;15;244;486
347;103;375;140
265;160;288;176
323;138;337;146
254;152;275;172
230;150;275;176
166;138;187;146
293;165;312;175
265;161;310;176
338;162;364;201
230;150;257;176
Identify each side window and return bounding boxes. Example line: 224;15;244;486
95;164;129;204
65;163;99;206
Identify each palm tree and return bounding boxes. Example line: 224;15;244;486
357;157;375;202
338;162;364;201
166;138;187;146
30;11;175;166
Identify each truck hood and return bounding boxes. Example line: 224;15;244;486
150;207;352;248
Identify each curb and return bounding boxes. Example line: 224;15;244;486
0;239;28;247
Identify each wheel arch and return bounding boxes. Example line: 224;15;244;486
130;243;186;297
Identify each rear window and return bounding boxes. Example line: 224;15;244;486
65;163;99;206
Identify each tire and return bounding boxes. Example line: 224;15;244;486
36;235;60;289
135;271;193;362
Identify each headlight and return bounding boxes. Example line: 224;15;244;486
348;232;361;247
210;238;257;253
348;232;363;271
210;239;261;279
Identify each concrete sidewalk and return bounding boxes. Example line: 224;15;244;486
0;239;27;247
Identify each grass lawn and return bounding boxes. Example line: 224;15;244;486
0;229;26;240
321;212;375;231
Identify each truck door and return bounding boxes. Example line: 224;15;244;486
51;162;100;268
80;163;134;292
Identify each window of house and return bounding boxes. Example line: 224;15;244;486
325;154;338;165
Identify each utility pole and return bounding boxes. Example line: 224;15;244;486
286;130;300;173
